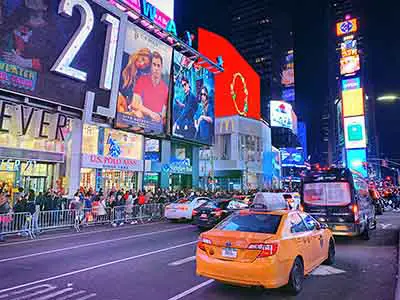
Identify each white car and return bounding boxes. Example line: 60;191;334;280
164;197;210;221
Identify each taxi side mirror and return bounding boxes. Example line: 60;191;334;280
317;223;328;230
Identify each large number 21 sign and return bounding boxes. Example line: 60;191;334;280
51;0;125;117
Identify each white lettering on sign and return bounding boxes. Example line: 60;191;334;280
81;154;143;171
52;0;120;88
0;159;36;172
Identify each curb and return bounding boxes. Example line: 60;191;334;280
396;231;400;300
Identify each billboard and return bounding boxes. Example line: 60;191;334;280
115;23;173;135
342;88;364;117
341;39;357;57
0;0;124;111
198;28;261;120
270;100;293;130
346;148;367;177
342;77;360;90
344;116;367;149
336;18;358;36
280;148;305;167
340;55;360;75
281;51;294;87
282;88;295;102
172;51;215;145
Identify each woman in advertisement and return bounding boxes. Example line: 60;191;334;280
195;86;214;144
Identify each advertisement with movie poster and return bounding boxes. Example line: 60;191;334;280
115;23;172;136
0;0;121;110
172;51;215;145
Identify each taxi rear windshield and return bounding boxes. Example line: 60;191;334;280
216;214;282;234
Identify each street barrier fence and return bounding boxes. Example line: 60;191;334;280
0;203;168;239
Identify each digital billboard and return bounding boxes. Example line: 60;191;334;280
280;148;305;167
341;39;357;57
282;88;295;102
198;28;261;120
344;116;367;149
342;88;364;117
115;23;173;135
342;77;361;90
172;51;215;145
270;100;293;131
346;148;367;177
0;0;124;111
281;50;295;87
340;55;360;75
336;18;358;36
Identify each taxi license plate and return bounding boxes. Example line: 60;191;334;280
335;225;349;231
200;214;208;219
222;248;237;258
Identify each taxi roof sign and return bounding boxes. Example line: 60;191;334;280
251;193;288;211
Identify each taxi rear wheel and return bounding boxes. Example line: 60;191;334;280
287;257;304;295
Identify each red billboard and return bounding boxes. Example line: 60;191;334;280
198;28;261;120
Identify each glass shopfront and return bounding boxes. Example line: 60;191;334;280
0;103;71;196
80;124;143;192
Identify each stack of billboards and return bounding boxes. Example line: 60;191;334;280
337;18;367;177
0;0;216;147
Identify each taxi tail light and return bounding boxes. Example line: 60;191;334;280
350;204;360;224
192;210;198;216
198;237;212;251
248;242;279;258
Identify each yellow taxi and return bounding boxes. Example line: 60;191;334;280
196;194;335;295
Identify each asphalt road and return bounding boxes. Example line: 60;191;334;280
0;213;399;300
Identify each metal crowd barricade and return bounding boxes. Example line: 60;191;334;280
82;207;112;226
37;209;77;232
0;212;34;239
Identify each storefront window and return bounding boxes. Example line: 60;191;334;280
144;172;160;192
104;128;142;160
82;125;99;154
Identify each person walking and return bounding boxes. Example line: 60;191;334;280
0;191;11;242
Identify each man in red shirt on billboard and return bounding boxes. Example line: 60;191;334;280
130;51;168;127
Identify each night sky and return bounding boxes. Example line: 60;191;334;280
175;0;400;161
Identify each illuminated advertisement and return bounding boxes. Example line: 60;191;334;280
280;148;305;167
281;51;295;87
270;100;293;130
336;18;358;36
198;28;261;120
342;77;361;90
344;116;367;149
172;51;215;145
346;148;367;177
115;23;173;135
0;0;124;110
282;88;295;102
342;88;364;117
340;55;360;75
109;0;175;33
341;39;357;57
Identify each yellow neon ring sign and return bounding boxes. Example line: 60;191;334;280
230;72;249;116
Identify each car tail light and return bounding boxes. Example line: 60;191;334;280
350;204;360;223
248;242;279;257
198;237;212;251
211;208;222;217
299;204;304;212
192;210;198;216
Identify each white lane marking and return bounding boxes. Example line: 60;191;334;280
167;279;215;300
0;226;193;263
74;294;96;300
311;265;346;276
381;223;392;229
55;290;86;300
11;285;57;300
0;240;197;294
31;288;74;300
0;222;166;247
168;256;196;266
